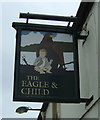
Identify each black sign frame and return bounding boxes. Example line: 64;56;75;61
12;22;80;103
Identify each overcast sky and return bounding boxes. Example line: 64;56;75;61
0;3;2;120
1;0;81;119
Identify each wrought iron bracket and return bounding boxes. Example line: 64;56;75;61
80;95;94;107
20;12;77;22
26;12;29;24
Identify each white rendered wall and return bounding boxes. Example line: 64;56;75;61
60;2;99;118
46;103;53;118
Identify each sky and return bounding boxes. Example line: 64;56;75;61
1;0;81;119
0;3;2;120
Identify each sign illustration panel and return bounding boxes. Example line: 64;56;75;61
13;25;80;103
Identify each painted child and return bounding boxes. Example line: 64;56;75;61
34;49;53;74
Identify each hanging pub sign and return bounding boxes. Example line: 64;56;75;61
12;22;80;103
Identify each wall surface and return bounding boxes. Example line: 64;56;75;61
46;103;52;118
60;2;99;118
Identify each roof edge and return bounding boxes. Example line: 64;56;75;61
72;1;94;31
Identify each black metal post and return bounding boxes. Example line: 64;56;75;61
28;108;41;111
